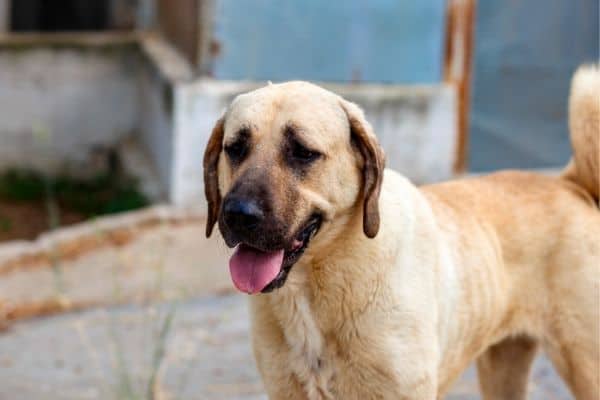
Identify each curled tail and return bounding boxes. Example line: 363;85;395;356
562;64;599;203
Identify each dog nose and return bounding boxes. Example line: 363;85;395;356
223;198;265;231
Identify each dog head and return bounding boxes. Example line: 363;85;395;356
203;82;385;294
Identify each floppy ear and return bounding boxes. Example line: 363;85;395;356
203;117;225;237
340;100;385;238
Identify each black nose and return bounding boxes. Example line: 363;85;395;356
223;197;265;231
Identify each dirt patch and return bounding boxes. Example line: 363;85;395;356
0;166;149;243
0;199;85;242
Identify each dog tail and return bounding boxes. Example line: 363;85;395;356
562;64;599;203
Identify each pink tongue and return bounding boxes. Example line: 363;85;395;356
229;245;284;294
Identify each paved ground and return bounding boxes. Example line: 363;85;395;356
0;294;573;400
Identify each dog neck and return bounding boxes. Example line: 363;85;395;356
315;211;394;310
263;208;398;399
261;173;430;398
276;181;407;317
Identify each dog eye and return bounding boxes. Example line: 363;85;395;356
290;141;321;163
224;140;248;163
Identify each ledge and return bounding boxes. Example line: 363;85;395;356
0;31;140;48
0;31;194;83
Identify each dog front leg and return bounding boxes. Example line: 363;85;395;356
252;330;308;400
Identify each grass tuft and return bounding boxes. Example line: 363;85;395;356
0;167;149;218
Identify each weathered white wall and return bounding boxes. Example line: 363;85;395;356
172;80;456;207
136;33;194;200
0;35;188;201
172;81;234;205
0;45;140;171
338;84;456;183
0;39;456;209
137;60;174;198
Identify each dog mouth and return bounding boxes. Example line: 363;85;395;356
228;215;322;294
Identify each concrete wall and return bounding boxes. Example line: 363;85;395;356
172;80;456;207
339;84;456;183
0;34;192;202
0;40;140;171
137;33;194;200
172;80;235;205
0;36;456;209
137;56;174;198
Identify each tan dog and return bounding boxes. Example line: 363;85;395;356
203;66;599;399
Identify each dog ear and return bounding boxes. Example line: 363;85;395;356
203;117;225;237
340;100;385;238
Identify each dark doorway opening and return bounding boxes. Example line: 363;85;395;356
11;0;110;32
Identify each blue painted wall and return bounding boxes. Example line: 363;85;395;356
210;0;446;84
208;0;598;171
469;0;599;171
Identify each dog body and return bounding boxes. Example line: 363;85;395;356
204;67;599;399
250;170;599;399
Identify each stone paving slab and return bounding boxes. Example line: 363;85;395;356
0;294;572;399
